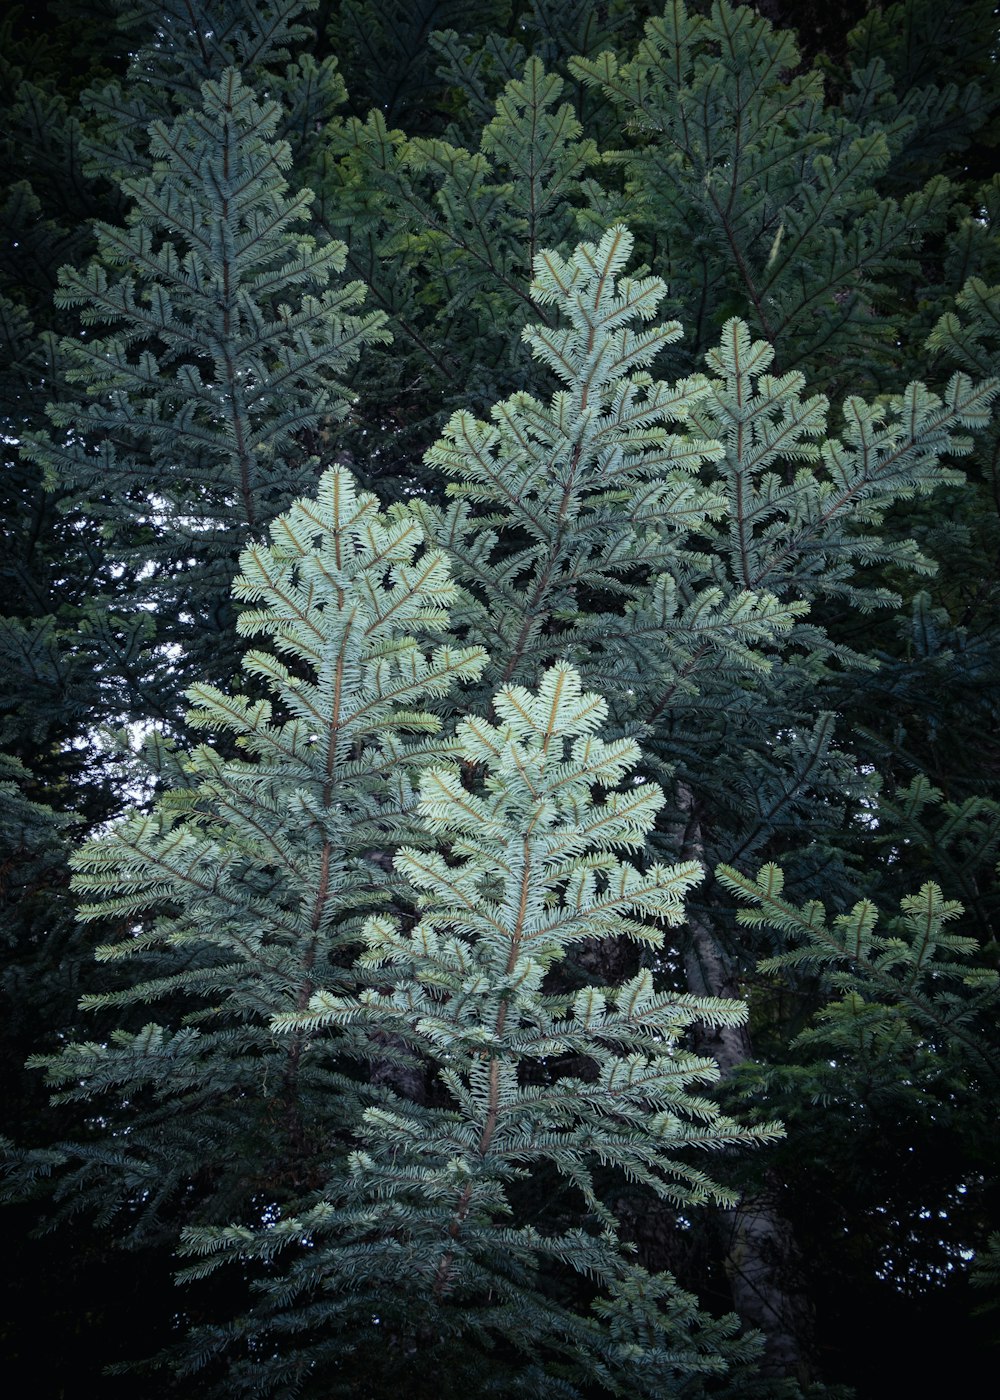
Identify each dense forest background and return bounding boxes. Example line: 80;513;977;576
2;1;999;1395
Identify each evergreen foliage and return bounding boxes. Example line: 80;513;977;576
325;0;510;130
716;859;1000;1327
175;663;778;1396
416;226;996;878
717;861;1000;1079
311;51;613;484
17;471;777;1395
82;0;344;173
25;69;389;701
569;2;960;392
0;15;118;770
18;467;485;1232
3;2;1000;1394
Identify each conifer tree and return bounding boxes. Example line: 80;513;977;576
317;3;1000;1380
16;467;485;1222
0;7;119;782
18;468;780;1396
83;0;344;174
409;219;999;1377
24;69;389;705
5;2;1000;1393
716;857;1000;1345
2;30;388;1368
568;2;958;393
310;51;614;486
0;19;162;1384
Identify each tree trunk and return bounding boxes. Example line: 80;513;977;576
717;1175;816;1384
677;782;816;1384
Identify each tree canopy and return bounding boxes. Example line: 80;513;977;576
2;2;999;1396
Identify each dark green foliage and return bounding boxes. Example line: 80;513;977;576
717;859;1000;1390
0;14;119;766
325;0;510;130
570;3;960;395
310;53;613;486
82;0;343;173
4;2;1000;1395
24;70;389;703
